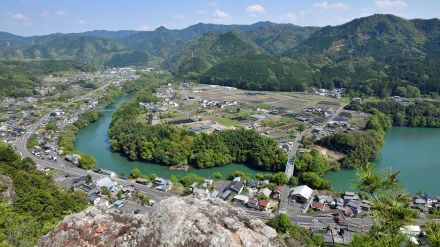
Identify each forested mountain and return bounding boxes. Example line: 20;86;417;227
196;14;440;95
200;55;312;91
163;32;264;76
288;14;440;95
0;21;318;66
2;14;440;95
0;35;131;64
0;32;29;48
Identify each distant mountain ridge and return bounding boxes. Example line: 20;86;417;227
2;14;440;96
0;21;319;66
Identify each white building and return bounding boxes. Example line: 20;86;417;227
291;185;313;203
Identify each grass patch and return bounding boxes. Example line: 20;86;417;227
215;117;240;127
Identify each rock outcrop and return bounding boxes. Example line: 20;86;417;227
38;193;280;247
0;173;16;204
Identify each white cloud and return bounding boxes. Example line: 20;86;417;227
54;10;66;16
374;0;407;9
77;20;87;25
7;12;31;26
245;4;266;17
213;9;230;19
279;12;297;22
209;1;218;7
10;13;30;21
313;1;350;10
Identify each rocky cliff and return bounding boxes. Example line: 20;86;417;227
38;194;280;247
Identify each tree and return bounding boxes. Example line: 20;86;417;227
212;172;223;180
268;213;293;233
395;87;407;97
406;85;420;98
351;164;415;246
270;172;289;185
129;168;143;179
289;176;298;187
170;175;178;184
101;187;112;198
425;222;440;247
149;173;157;181
85;175;92;184
299;172;331;190
78;154;96;170
180;173;204;187
297;124;307;133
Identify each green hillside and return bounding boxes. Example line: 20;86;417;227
200;55;312;91
285;14;440;95
0;60;94;97
0;35;132;64
164;32;263;76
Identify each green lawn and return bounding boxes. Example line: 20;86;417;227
215;117;241;127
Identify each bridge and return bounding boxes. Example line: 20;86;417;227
285;156;295;178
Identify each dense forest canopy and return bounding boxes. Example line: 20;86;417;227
346;99;440;127
0;143;87;246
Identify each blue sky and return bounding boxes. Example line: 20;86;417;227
1;0;439;36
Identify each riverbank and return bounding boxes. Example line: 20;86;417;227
325;127;440;194
74;94;273;179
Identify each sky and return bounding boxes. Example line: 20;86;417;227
1;0;440;36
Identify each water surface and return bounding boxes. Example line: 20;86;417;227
325;127;440;194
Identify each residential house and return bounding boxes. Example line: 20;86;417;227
271;186;284;199
154;177;168;185
234;195;249;204
157;183;172;191
94;168;117;178
311;201;326;211
88;194;101;206
190;182;199;192
258;188;272;198
135;178;152;187
225;181;244;194
291;185;313;203
113;199;124;208
413;196;427;205
343;191;360;202
337;206;354;217
221;190;233;201
425;193;439;204
246;198;259;209
346;200;362;214
250;114;266;121
202;179;213;187
246;179;259;189
96;177;116;191
259;200;269;211
121;187;134;195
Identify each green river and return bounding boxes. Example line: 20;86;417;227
74;95;270;179
75;95;440;194
325;127;440;194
